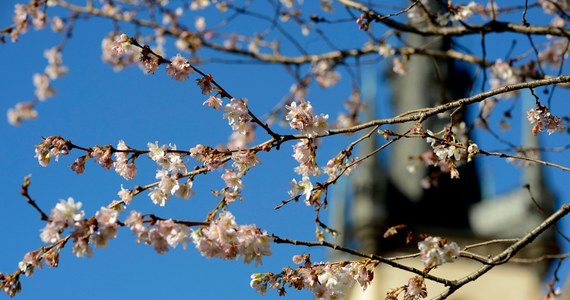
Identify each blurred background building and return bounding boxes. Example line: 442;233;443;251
328;2;559;298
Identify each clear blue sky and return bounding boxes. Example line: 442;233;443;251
1;1;569;299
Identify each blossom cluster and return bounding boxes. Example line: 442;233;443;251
289;176;316;206
113;140;137;180
285;100;329;137
7;46;67;125
223;98;252;134
39;198;120;259
68;140;140;179
323;152;358;181
192;211;272;265
11;1;56;42
289;142;359;207
101;33;139;71
336;90;366;129
417;125;479;180
166;54;193;81
418;236;460;269
527;105;565;136
105;209;271;261
189;144;226;170
292;139;321;177
288;139;323;207
489;59;521;99
7;101;37;126
406;1;497;25
147;142;194;206
311;60;340;88
34;136;69;167
539;0;570;26
386;276;428;300
124;211;191;254
219;150;261;203
250;254;377;299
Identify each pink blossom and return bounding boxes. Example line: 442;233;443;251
156;219;191;250
114;140;137;180
223;98;251;133
392;57;406;75
101;34;136;70
418;236;460;268
7;101;37;125
33;73;55;101
95;207;119;228
451;2;477;22
527;105;565;135
378;43;395;58
231;151;260;173
203;95;223;109
490;59;520;98
285;100;329;137
52;197;84;227
222;169;244;191
70;156;87;175
125;211;148;243
288;176;313;204
192;211;272;265
90;146;114;169
18;250;42;277
40;223;61;244
51;16;64;32
157;169;179;195
175;181;195;200
227;124;256;150
406;276;428;299
118;185;133;205
312;60;340;88
251;257;377;298
72;239;93;257
43;47;68;79
111;34;131;56
190;0;211;10
292;140;321;176
166;151;187;173
147;141;167;162
34;136;69;167
166;54;193;81
149;188;169;206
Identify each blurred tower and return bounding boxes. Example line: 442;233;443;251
329;1;558;299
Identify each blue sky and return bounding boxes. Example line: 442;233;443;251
1;1;570;299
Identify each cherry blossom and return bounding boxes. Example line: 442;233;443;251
223;98;251;134
285;100;330;137
7;102;37;125
527;104;565;136
251;255;377;299
203;95;223;109
192;211;272;265
34;136;69;167
114;140;137;180
292;140;321;176
166;54;193;81
418;236;460;268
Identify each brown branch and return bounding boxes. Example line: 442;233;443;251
326;75;570;136
479;149;570;171
338;0;570;37
55;1;489;68
432;203;570;299
271;234;454;286
20;175;49;221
